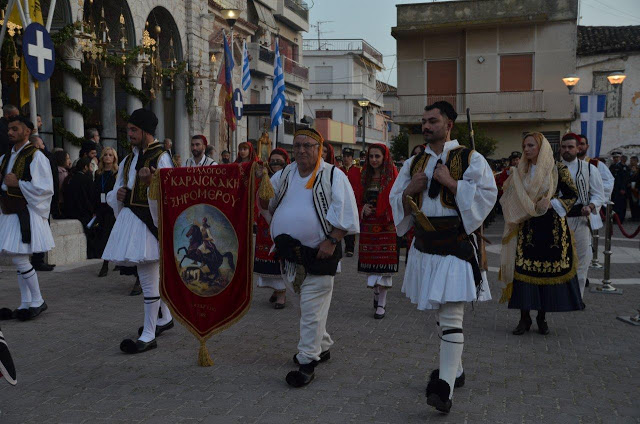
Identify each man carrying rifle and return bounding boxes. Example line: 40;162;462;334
389;101;497;413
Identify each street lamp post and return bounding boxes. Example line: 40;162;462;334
221;8;241;158
358;99;370;153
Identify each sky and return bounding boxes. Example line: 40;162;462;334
306;0;640;87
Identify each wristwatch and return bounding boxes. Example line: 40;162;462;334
327;235;339;245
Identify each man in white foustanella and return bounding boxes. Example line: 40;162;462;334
102;109;174;354
260;128;359;388
0;115;54;323
185;135;217;167
560;133;605;301
389;101;497;414
577;134;613;200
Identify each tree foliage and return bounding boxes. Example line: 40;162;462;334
390;130;409;161
452;123;498;158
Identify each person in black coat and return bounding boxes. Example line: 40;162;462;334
29;135;59;271
63;157;97;257
93;146;118;277
0;105;19;157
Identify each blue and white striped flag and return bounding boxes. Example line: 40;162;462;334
242;40;251;91
580;94;606;158
270;39;285;130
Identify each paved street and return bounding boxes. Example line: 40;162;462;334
0;217;639;423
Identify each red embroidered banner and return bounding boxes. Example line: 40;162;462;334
157;162;256;365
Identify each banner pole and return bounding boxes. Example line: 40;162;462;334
45;0;57;31
22;0;38;130
0;0;17;48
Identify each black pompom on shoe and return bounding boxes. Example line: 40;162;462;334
120;338;157;354
426;378;452;413
286;363;316;388
429;369;465;388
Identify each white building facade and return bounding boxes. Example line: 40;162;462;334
569;25;640;156
303;39;388;156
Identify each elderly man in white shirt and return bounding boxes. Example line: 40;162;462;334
260;128;359;388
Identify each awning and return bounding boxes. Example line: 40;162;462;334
252;0;278;32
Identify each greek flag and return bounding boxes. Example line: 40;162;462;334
270;39;285;130
242;40;251;91
580;95;606;158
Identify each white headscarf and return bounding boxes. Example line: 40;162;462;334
499;132;558;292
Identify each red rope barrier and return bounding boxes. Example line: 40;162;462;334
601;208;640;239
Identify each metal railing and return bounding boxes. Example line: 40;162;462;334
303;39;384;65
282;56;309;81
356;126;385;142
397;91;544;116
284;0;309;21
258;45;275;65
309;81;377;98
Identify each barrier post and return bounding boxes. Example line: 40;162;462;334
590;229;603;269
591;201;623;294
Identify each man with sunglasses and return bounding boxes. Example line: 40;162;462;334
389;101;497;413
260;128;359;388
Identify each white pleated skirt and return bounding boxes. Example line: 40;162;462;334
367;275;393;288
0;209;54;255
256;275;287;291
102;208;159;265
402;241;491;310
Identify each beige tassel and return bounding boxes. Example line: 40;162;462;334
148;170;160;200
258;167;275;201
499;282;513;304
198;340;214;367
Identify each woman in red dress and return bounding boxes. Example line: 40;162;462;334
254;148;290;308
354;144;399;319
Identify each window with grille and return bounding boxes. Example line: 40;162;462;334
593;71;622;118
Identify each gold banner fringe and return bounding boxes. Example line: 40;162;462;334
499;282;513;304
258;167;275;201
198;340;214;367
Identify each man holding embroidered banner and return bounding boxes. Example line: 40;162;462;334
389;101;497;413
102;109;174;354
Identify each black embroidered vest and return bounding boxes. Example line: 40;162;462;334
122;142;164;208
409;145;473;211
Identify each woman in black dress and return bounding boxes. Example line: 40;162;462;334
94;147;118;277
499;132;583;335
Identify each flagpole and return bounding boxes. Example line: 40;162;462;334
231;27;239;160
0;0;17;48
21;0;38;133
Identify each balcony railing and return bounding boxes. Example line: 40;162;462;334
315;118;356;144
284;0;309;21
282;56;309;81
258;45;275;65
356;126;385;142
398;91;544;117
309;82;378;100
303;39;384;65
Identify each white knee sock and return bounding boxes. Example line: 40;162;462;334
438;302;465;399
457;359;464;378
377;287;388;307
16;272;32;309
140;300;160;343
12;256;43;307
137;263;160;343
157;301;173;326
